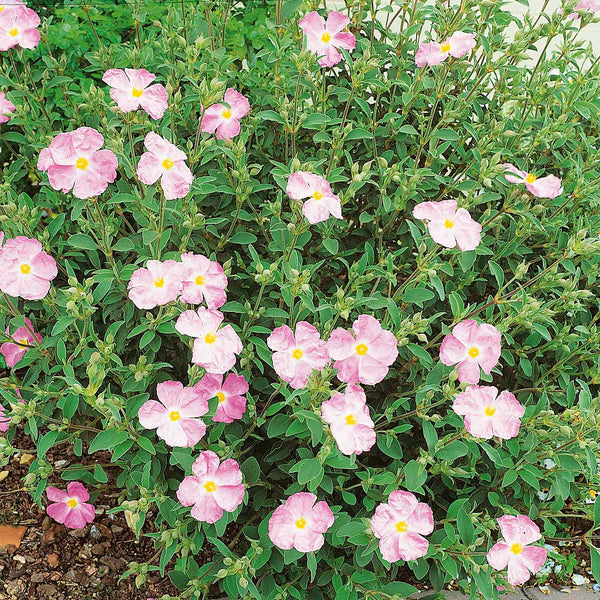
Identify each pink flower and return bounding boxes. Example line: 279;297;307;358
46;482;95;530
268;492;334;552
195;372;248;424
487;515;547;585
0;236;57;300
286;171;343;225
138;380;208;447
0;403;9;433
128;259;182;310
177;450;245;523
137;132;193;200
566;0;600;18
321;384;375;455
370;490;434;563
327;315;398;385
179;252;227;308
175;307;242;374
0;4;40;51
0;92;15;124
0;0;24;15
299;11;356;68
452;385;524;440
503;164;562;199
412;200;481;251
201;88;250;140
1;317;42;367
267;321;329;389
415;31;476;67
102;68;168;120
37;127;118;199
439;320;501;384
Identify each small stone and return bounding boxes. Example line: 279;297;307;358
91;543;105;556
47;553;59;567
31;572;44;583
89;524;102;540
54;460;69;468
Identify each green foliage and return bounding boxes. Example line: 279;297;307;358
1;0;600;598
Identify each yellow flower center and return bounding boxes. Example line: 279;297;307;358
355;343;368;356
484;406;496;417
75;157;88;170
154;277;165;288
204;480;217;493
295;517;307;529
313;190;324;201
525;173;537;184
67;498;78;509
511;543;524;555
292;348;303;360
444;219;454;229
468;347;480;358
162;158;175;170
395;521;408;533
18;339;28;347
205;332;217;344
131;87;144;98
8;27;17;37
222;108;232;119
321;32;331;43
0;7;4;13
20;263;31;274
441;41;451;53
169;410;180;421
195;275;205;285
345;414;356;426
216;391;226;403
590;490;597;498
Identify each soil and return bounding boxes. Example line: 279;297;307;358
0;430;179;600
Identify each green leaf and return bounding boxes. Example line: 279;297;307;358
68;234;98;250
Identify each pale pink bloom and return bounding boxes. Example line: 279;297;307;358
268;492;334;552
566;0;600;18
179;252;227;308
0;4;40;51
0;91;15;123
0;236;57;300
1;317;42;367
137;132;193;200
102;68;168;120
321;384;375;455
439;320;501;384
128;259;182;310
371;490;434;563
503;164;562;199
177;450;245;523
0;0;24;16
328;315;398;385
138;380;208;447
286;171;343;225
452;385;524;440
299;11;356;68
413;200;481;251
37;127;118;199
175;307;242;374
201;88;250;140
46;482;95;530
267;321;329;389
195;372;248;423
0;403;9;433
415;31;476;67
487;515;547;585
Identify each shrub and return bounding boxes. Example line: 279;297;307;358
1;0;600;599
